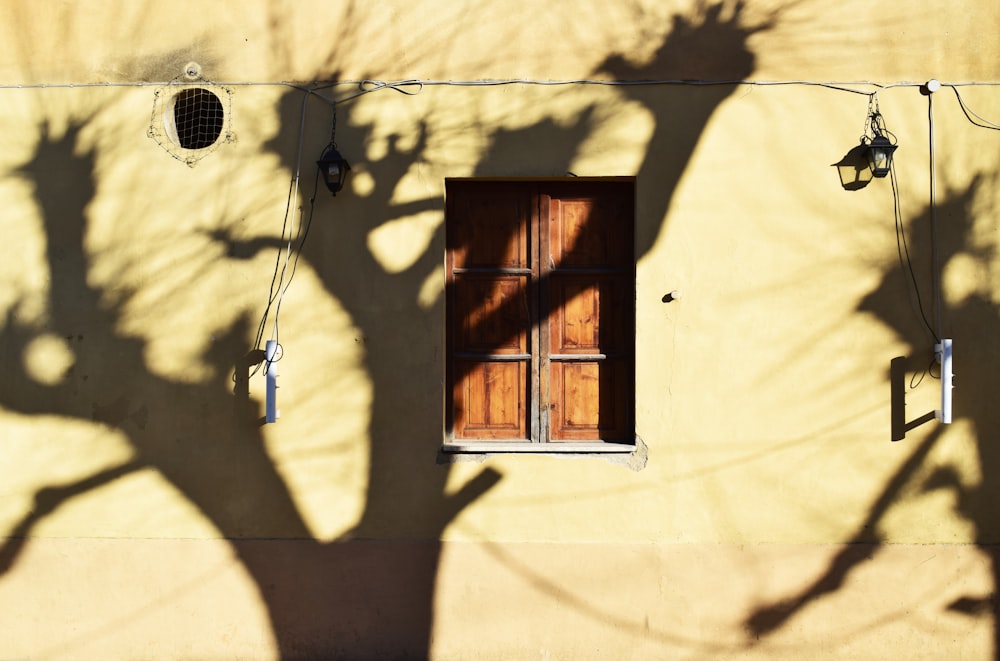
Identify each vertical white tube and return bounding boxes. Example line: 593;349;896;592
265;340;279;423
936;339;953;424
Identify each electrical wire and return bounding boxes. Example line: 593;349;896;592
269;165;322;353
890;161;939;345
245;171;297;379
246;76;997;381
928;87;943;341
250;90;330;379
0;76;964;98
950;85;1000;131
8;72;997;403
909;353;939;390
249;90;315;377
160;73;994;379
7;72;994;402
2;76;999;99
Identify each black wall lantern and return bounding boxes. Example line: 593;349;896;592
317;106;350;195
317;144;350;195
862;134;897;178
860;98;898;178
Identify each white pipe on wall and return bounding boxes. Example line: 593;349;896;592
936;338;953;424
265;340;279;423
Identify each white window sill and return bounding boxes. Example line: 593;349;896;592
442;442;636;454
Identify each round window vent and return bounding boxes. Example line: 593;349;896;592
147;69;234;166
170;88;224;149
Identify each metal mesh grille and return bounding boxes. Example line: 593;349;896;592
173;88;224;149
147;75;234;166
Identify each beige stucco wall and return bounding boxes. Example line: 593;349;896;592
0;1;998;659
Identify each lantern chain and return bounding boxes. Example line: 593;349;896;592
329;106;339;149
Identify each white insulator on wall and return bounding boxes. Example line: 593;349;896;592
265;340;280;423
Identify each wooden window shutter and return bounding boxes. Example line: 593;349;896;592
446;180;633;445
447;182;534;440
543;183;633;442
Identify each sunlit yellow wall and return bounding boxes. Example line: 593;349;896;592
0;1;998;659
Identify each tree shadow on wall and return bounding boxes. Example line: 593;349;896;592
0;2;781;659
599;0;779;256
0;116;497;660
745;173;1000;655
219;99;605;658
226;2;777;656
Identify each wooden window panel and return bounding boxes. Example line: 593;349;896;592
449;184;530;269
548;276;628;356
543;183;633;443
454;275;529;354
446;182;534;442
453;360;528;439
548;192;631;268
549;360;629;441
446;179;633;446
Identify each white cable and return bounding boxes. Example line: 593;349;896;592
271;90;313;335
950;85;1000;130
928;85;943;340
6;78;1000;129
251;89;312;366
7;78;999;92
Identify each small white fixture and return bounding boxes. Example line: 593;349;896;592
935;338;953;424
265;340;280;423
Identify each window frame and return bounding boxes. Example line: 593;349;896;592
443;177;637;454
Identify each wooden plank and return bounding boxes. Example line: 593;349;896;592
454;360;528;440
